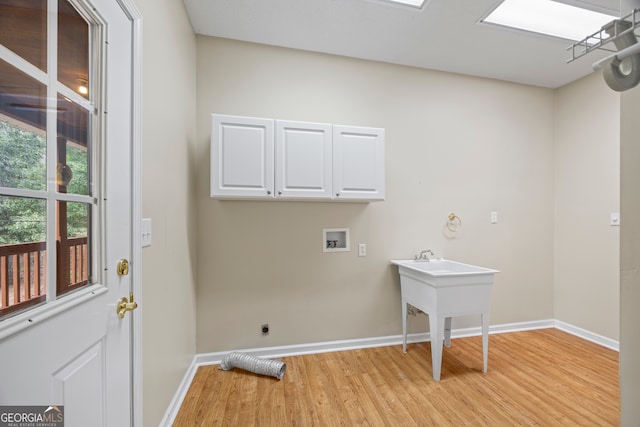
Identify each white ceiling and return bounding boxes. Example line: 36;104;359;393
183;0;622;89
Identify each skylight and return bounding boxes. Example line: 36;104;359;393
382;0;426;8
482;0;617;41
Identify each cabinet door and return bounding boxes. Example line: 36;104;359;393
333;125;385;200
275;120;333;199
211;114;274;198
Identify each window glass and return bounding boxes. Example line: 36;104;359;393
0;60;46;190
0;195;47;317
57;95;90;196
0;195;46;245
0;120;47;191
0;0;47;72
57;201;90;297
0;60;47;191
58;0;89;99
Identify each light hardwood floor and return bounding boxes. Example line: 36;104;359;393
173;328;619;426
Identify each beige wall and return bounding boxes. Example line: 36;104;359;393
620;85;640;425
195;37;557;353
135;0;198;425
618;1;640;422
553;72;620;339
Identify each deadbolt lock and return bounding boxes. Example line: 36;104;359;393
117;259;129;276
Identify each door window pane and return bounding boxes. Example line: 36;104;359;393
0;0;47;72
57;201;90;297
58;0;89;99
0;60;47;191
0;120;46;191
0;195;47;317
57;95;90;195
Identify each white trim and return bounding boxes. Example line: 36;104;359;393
56;82;93;112
158;357;201;427
113;0;143;426
554;319;619;351
0;44;49;86
45;0;59;304
0;187;96;204
0;187;48;199
161;319;616;426
119;0;144;426
479;319;555;335
55;193;96;204
198;334;423;364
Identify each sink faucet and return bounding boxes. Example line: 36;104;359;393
416;249;435;261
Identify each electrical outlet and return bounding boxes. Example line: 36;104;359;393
261;323;269;335
358;243;367;257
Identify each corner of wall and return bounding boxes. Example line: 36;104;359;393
136;0;198;425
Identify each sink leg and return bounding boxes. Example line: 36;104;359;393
429;314;443;381
444;317;452;348
402;301;408;353
482;312;489;374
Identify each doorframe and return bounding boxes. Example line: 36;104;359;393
114;0;143;425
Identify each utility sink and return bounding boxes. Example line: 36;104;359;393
390;259;498;277
391;258;499;381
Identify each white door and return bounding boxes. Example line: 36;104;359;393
275;120;333;199
0;0;139;426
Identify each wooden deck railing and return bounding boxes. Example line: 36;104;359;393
60;237;90;293
0;237;88;317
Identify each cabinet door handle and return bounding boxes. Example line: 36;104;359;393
267;190;271;195
278;191;282;195
336;193;340;197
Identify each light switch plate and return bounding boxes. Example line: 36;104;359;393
142;218;153;247
358;243;366;257
610;212;620;226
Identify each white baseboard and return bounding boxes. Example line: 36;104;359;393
553;320;619;351
158;357;200;427
159;319;618;426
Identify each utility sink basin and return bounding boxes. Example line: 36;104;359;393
390;259;498;277
391;258;499;381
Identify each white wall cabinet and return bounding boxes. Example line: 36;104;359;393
211;114;385;201
333;125;385;200
275;120;333;199
210;114;274;198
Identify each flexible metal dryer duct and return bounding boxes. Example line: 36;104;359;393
602;19;640;92
219;352;286;380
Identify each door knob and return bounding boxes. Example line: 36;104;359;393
117;293;138;319
117;259;129;276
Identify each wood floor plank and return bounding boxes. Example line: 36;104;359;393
172;367;208;425
352;348;421;425
255;373;286;425
173;329;619;426
305;353;355;426
282;355;320;426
